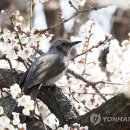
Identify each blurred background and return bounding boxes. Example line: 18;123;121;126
0;0;130;42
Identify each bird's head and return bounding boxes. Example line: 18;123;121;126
50;39;82;55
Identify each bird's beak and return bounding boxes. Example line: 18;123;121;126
71;41;82;46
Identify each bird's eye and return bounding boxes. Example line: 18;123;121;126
62;42;68;45
57;45;64;51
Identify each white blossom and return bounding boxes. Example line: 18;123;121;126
22;108;30;116
17;95;31;107
24;100;34;111
0;43;5;58
18;123;27;130
8;125;19;130
2;31;10;42
0;106;4;115
0;116;10;127
12;118;20;126
17;95;34;114
5;45;18;60
12;112;20;125
17;47;33;60
10;83;21;99
19;35;29;45
57;127;64;130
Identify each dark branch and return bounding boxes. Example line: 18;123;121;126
0;69;130;130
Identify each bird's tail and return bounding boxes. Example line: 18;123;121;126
22;84;41;100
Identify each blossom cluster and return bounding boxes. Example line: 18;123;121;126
56;20;130;117
56;20;111;115
0;105;26;130
106;36;130;94
10;84;35;116
0;11;53;70
0;83;53;129
0;83;89;130
0;83;35;129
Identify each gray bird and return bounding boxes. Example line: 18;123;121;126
21;39;82;100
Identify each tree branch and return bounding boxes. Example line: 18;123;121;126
42;5;108;33
75;94;130;130
0;69;130;130
67;69;107;101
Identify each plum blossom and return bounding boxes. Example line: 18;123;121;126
17;95;34;115
0;43;5;58
18;123;26;130
17;47;34;60
22;108;30;116
12;112;20;125
2;31;11;42
10;83;21;99
5;45;18;60
18;95;31;106
0;116;10;128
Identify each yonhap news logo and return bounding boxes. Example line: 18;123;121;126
90;113;130;125
90;113;101;125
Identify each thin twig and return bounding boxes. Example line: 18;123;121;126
20;30;30;36
78;92;119;96
67;69;123;86
42;5;108;33
67;69;123;101
92;85;107;101
85;1;92;8
82;22;93;75
30;0;33;30
72;38;110;60
15;5;107;38
0;55;13;69
69;86;79;103
69;0;78;11
10;16;23;50
17;57;30;69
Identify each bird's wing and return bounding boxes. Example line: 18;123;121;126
32;56;67;86
22;53;67;91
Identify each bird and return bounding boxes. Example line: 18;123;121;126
9;39;81;122
21;39;82;100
